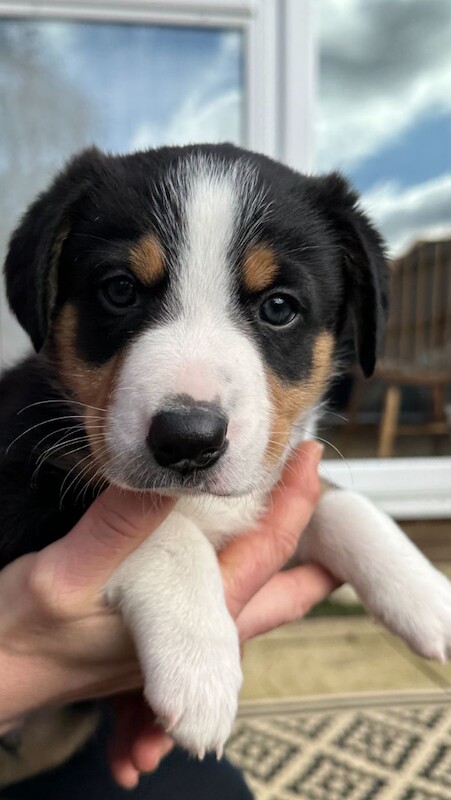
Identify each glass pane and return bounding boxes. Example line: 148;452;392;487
0;17;244;365
317;0;451;459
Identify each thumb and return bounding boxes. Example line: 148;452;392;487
37;487;175;600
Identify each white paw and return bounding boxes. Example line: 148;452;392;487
364;563;451;663
301;489;451;665
140;615;242;756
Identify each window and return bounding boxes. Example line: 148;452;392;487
315;0;451;515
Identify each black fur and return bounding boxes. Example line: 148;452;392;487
0;143;388;565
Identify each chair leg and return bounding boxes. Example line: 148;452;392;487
342;374;364;452
432;384;446;423
378;385;401;458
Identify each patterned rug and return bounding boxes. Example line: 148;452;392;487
226;691;451;800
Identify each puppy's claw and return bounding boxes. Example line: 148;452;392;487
216;744;224;761
162;713;181;734
197;748;205;762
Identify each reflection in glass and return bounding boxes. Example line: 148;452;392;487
317;0;451;459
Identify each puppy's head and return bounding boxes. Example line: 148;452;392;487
4;145;387;495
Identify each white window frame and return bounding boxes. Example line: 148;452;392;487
0;0;450;519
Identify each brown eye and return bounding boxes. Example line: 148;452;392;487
259;294;299;326
100;277;137;309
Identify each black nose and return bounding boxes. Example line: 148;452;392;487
148;407;228;472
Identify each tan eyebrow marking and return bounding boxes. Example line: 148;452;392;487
243;245;278;292
129;234;165;284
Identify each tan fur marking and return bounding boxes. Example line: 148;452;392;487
243;245;278;292
51;305;123;475
265;331;334;464
129;234;165;284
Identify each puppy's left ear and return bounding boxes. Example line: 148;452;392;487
315;173;389;377
4;147;103;351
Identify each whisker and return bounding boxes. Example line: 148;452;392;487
5;415;97;455
32;441;93;488
18;399;108;414
31;423;85;453
35;433;105;469
59;450;105;508
32;423;106;455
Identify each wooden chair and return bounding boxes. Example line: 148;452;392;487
377;239;451;457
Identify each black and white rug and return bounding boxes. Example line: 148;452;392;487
226;691;451;799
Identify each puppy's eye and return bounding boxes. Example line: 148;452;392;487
259;294;299;327
100;277;137;309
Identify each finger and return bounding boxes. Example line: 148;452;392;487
110;752;140;790
36;488;175;598
130;719;174;774
109;692;142;789
109;693;173;781
236;563;340;642
220;441;323;618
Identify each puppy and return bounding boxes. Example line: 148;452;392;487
1;144;450;783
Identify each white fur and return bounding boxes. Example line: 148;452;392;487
106;512;242;755
298;490;451;663
104;155;451;757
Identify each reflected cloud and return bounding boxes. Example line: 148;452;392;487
318;0;451;172
318;0;451;254
130;89;241;150
363;173;451;256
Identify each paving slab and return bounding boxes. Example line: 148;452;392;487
241;617;441;701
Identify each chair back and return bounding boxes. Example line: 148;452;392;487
381;239;451;374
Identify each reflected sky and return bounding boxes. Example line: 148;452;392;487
0;19;243;165
317;0;451;256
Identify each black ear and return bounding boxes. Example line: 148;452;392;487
4;147;104;351
315;173;389;377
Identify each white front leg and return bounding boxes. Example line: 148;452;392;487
105;512;242;756
298;489;451;662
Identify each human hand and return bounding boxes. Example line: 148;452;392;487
0;489;175;725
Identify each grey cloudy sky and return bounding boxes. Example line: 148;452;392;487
317;0;451;255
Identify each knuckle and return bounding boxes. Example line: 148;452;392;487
27;554;75;622
293;591;313;619
269;522;299;563
290;587;312;620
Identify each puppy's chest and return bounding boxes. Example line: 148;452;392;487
175;492;267;550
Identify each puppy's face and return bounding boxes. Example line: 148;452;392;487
5;145;387;496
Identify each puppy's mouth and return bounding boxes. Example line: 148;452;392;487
108;473;242;499
101;446;243;498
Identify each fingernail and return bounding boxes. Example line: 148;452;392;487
311;442;325;464
141;760;160;777
124;774;140;790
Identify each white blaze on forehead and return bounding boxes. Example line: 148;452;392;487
172;155;265;315
181;162;235;304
